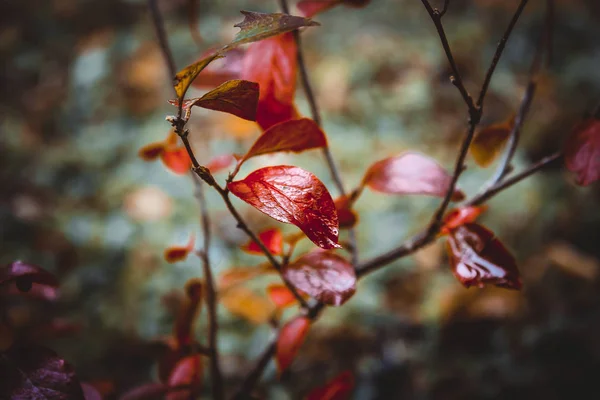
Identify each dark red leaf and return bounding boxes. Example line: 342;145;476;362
334;196;358;229
276;316;311;373
440;205;488;235
228;166;340;249
160;148;192;175
167;355;202;400
170;80;259;121
241;32;299;131
306;370;355;400
174;279;203;349
241;118;327;163
362;152;462;199
0;344;84;400
446;223;521;289
0;261;59;291
241;228;284;256
283;251;355;306
164;234;195;264
564;117;600;186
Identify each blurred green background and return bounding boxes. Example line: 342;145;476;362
1;0;600;398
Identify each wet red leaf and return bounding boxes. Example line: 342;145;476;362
276;316;311;374
174;279;203;349
564;117;600;186
267;284;301;308
228;166;340;249
334;196;358;229
306;370;355;400
0;344;84;400
166;355;203;400
446;223;521;289
298;0;371;17
441;205;488;235
164;234;195;264
362;152;463;199
241;228;284;256
170;80;259;121
0;261;59;292
283;251;355;306
206;154;237;174
241;32;299;131
242;118;327;163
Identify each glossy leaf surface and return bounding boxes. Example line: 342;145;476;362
362;152;463;199
228;166;340;249
564;117;600;186
242;118;327;163
225;11;319;50
0;344;84;400
446;223;521;289
470;118;514;167
171;80;259;121
283;251;355;306
241;32;299;130
306;370;355;400
276;316;310;373
241;228;284;256
164;234;195;264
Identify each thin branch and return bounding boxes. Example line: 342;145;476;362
148;0;176;79
439;0;450;17
193;175;225;400
278;0;359;265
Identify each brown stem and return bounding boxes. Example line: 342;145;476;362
192;175;225;400
439;0;450;17
148;0;176;79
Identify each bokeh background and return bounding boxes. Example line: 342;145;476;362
1;0;600;398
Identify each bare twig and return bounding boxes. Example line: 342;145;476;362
278;0;359;265
439;0;450;18
192;175;224;400
148;0;176;79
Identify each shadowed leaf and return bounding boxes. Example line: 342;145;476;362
0;344;84;400
228;166;340;249
276;317;311;373
564;117;600;186
218;264;274;291
362;152;463;199
170;80;259;121
225;11;319;51
470;117;514;167
306;370;355;400
241;228;284;256
446;223;521;290
334;196;358;229
241;118;327;163
138;142;166;161
283;251;355;306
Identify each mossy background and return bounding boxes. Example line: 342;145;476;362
1;0;600;398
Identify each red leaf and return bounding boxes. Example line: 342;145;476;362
228;166;340;249
164;234;196;263
276;316;311;373
138;141;166;161
170;80;259;121
446;223;521;289
306;370;355;400
470;117;514;167
334;196;358;229
241;228;284;256
298;0;371;17
0;344;85;400
191;48;245;89
167;355;203;400
362;152;462;199
564;117;600;186
441;205;488;235
0;261;59;291
267;284;300;308
241;32;299;131
283;251;355;306
206;154;237;174
160;148;192;175
241;118;327;163
174;279;203;349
